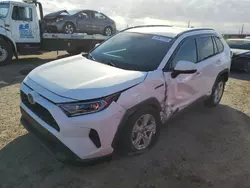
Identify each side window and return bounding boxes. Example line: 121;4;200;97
12;6;32;21
79;12;89;19
94;12;106;20
214;37;224;53
196;36;214;61
212;37;218;54
169;38;197;69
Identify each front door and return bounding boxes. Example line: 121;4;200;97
76;11;93;33
163;37;201;117
10;5;39;43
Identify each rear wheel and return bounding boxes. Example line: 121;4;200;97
103;27;112;36
204;78;225;107
63;22;76;34
0;39;13;66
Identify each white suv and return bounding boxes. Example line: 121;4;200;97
20;25;231;162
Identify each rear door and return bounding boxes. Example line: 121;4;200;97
92;11;107;33
195;35;225;96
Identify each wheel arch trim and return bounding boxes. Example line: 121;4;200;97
111;97;161;148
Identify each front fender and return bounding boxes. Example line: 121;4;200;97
0;28;17;52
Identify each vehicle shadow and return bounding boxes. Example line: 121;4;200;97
230;70;250;81
1;104;250;188
0;52;71;89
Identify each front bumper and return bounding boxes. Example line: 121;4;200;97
20;82;126;161
44;21;64;33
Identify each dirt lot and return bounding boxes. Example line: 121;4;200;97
1;52;250;188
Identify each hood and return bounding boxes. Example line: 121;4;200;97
44;10;68;20
27;55;147;101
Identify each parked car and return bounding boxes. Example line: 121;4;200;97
226;38;250;72
20;25;231;162
43;9;116;36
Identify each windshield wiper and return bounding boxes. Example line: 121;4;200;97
106;62;116;67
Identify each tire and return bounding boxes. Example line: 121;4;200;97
103;26;112;36
63;22;76;34
244;62;250;72
0;39;13;66
204;77;225;107
119;107;161;155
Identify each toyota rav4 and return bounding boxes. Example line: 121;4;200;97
20;25;231;162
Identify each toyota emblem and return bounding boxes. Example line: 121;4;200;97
27;93;35;105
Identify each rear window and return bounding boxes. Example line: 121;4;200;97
89;32;174;71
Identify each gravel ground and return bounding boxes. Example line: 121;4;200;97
1;53;250;188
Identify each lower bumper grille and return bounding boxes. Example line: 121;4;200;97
20;108;80;161
20;91;60;132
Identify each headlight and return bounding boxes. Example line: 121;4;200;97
57;93;120;117
56;18;63;22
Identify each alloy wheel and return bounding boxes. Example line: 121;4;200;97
131;114;156;150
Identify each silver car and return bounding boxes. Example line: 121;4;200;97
43;9;116;36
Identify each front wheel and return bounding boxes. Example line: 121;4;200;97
204;78;225;107
119;107;161;155
0;39;13;66
63;22;76;34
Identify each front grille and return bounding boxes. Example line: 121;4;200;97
21;91;60;132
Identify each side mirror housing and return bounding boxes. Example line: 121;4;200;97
171;60;197;78
94;43;100;48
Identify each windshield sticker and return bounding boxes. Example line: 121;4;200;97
152;36;171;43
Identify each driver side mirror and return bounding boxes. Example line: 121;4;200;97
94;43;100;48
171;60;197;78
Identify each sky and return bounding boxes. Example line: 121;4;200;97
24;0;250;33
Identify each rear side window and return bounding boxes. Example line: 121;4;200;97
169;38;197;69
196;36;214;61
214;37;224;53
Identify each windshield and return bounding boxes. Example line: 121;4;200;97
88;32;173;71
67;9;81;15
0;3;9;18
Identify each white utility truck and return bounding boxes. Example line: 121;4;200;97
0;0;109;65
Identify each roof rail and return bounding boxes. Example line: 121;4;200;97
120;25;173;32
176;28;215;37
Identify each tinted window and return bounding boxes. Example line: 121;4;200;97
12;6;32;21
214;37;224;53
169;38;197;69
197;36;214;61
89;32;173;71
